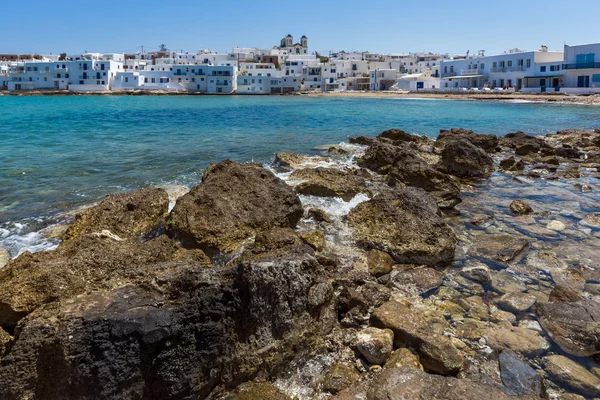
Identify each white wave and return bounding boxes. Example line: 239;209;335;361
299;193;370;218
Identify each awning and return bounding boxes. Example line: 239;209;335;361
523;75;561;79
447;75;484;79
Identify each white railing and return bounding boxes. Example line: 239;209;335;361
460;69;482;75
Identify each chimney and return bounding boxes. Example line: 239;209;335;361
540;45;548;52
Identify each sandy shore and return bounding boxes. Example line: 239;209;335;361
2;88;600;105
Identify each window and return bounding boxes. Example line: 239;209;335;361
65;74;69;78
493;62;497;68
101;64;105;70
518;59;524;67
151;78;155;83
550;65;560;71
125;77;129;83
507;61;513;67
540;66;546;72
480;63;485;70
526;59;531;68
540;78;546;87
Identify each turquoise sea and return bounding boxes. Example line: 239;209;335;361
1;95;600;256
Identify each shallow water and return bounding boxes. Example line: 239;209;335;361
1;95;600;256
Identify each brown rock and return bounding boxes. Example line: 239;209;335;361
323;362;361;394
495;292;537;313
499;157;525;172
468;235;529;266
62;187;169;243
440;138;495;178
384;348;423;370
389;267;443;295
274;152;327;169
371;301;464;375
367;249;395;277
300;230;325;251
549;285;584;303
223;382;291;400
0;326;11;358
166;161;303;255
307;208;331;223
510;199;533;215
291;167;372;201
483;324;550;357
356;327;394;365
544;355;600;397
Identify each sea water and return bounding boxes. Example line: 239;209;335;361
1;95;599;256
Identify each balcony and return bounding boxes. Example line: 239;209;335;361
491;67;506;73
460;69;482;76
441;72;457;78
563;62;600;70
507;66;525;72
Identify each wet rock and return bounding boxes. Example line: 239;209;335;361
328;146;349;155
360;283;393;309
323;362;361;394
580;213;600;229
435;128;499;153
468;235;529;266
499;157;525;172
483;324;550;357
544;355;600;397
0;234;210;329
460;264;492;283
471;214;494;227
223;382;291;400
307;208;331;223
495;292;537;313
546;220;566;231
291;167;372;201
555;145;582;159
62;187;169;243
356;140;408;173
0;249;9;269
548;285;584;303
458;296;490;320
333;367;518;400
371;301;464;375
550;267;586;291
490;270;528;294
501;131;543;155
384;348;423;370
348;136;376;146
347;187;457;266
274;152;327;169
386;149;461;209
509;199;533;215
498;350;545;397
535;299;600;357
389;267;443;296
378;128;432;145
440;139;494;178
367;249;394;278
166;161;303;255
300;230;325;251
356;327;394;365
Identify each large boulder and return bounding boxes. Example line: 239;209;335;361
371;301;465;375
544;355;600;397
0;254;329;400
385;147;461;209
534;299;600;357
356;141;409;173
468;235;529;267
500;131;544;155
377;129;433;146
290;167;371;201
332;367;518;400
166;161;303;255
440;139;494;178
347;187;457;266
435;128;499;154
498;350;545;397
62;187;169;243
0;234;209;330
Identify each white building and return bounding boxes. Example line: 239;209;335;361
370;69;398;90
560;43;600;94
390;69;440;91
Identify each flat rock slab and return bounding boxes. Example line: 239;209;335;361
468;235;529;266
291;167;372;201
544;355;600;397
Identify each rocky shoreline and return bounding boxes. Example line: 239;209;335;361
0;127;600;399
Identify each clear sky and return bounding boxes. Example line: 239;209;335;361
4;0;600;56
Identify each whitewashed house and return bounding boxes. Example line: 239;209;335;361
370;69;397;90
391;69;440;91
560;43;600;94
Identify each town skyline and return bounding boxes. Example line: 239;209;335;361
4;0;600;56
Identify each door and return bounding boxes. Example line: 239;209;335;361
578;76;590;88
416;82;424;89
552;78;559;88
54;81;59;89
517;78;522;90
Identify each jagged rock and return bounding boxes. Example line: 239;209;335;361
460;264;492;283
501;131;543;155
307;208;331;223
291;167;372;201
348;136;377;146
468;235;529;267
300;230;325;251
223;382;291;400
389;267;443;296
332;367;519;400
555;145;581;159
482;324;550;357
377;129;433;147
544;355;600;397
356;327;394;365
495;292;537;313
535;299;600;357
0;249;9;269
499;157;525;172
435;128;499;153
0;326;11;358
384;348;423;370
236;227;314;264
499;350;545;397
323;363;361;394
549;285;584;303
62;187;169;243
386;148;461;209
440;139;494;178
371;301;464;375
367;249;395;277
347;187;457;266
356;140;407;173
166;161;303;255
0;254;328;399
580;213;600;229
509;199;533;215
0;234;210;330
274;152;327;169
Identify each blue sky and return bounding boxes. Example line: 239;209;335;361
4;0;600;56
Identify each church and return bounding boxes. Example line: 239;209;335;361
275;34;308;54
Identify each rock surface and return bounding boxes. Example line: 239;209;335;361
166;161;303;255
347;188;457;266
440;138;495;178
510;199;534;215
544;355;600;397
356;327;394;365
468;235;529;266
291;167;371;201
499;350;545;397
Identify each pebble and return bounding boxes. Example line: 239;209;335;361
546;220;566;231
